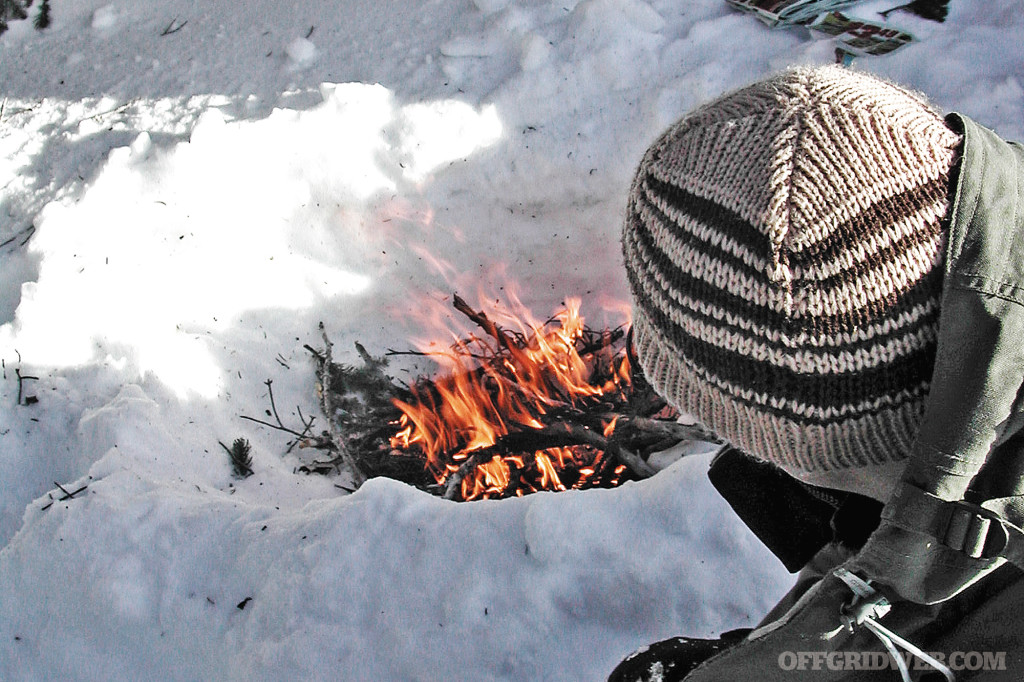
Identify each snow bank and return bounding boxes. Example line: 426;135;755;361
1;448;783;680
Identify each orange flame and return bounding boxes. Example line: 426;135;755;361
390;292;632;500
602;415;620;438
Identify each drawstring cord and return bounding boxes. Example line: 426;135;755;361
831;568;955;682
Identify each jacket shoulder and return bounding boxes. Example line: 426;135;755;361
944;113;1024;302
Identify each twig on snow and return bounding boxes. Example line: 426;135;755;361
161;17;187;35
0;225;36;250
41;481;89;510
239;379;317;452
15;368;39;406
69;101;135;129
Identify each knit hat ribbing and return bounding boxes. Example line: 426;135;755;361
622;65;961;476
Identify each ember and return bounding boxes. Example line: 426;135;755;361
304;290;717;501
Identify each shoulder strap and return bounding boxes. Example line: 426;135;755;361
883;481;1024;567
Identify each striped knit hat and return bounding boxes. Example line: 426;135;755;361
623;66;961;478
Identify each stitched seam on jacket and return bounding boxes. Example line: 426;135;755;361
955;272;1024;305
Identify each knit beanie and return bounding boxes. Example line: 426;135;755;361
622;65;962;479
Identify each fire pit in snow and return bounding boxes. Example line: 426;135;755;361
301;291;719;501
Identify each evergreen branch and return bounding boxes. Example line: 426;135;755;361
220;438;254;478
32;0;48;29
318;323;367;486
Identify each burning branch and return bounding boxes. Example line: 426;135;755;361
439;420;659;500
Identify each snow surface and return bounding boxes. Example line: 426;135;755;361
1;0;1022;679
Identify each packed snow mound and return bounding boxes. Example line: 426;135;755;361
2;439;784;680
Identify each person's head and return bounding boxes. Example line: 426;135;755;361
622;65;961;476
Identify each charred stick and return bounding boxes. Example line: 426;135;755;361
611;416;721;444
452;294;536;370
440;425;580;499
452;294;511;348
575;327;626;358
41;482;89;509
385;348;496;364
239;414;309;440
303;344;324;362
15;368;39;406
488;372;577;419
264;379;287;430
401;364;573;431
552;422;657;479
53;481;87;500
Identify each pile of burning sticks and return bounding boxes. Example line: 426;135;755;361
303;293;718;501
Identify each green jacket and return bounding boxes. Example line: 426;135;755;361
854;112;1024;605
683;114;1024;681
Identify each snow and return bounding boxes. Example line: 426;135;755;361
90;4;118;32
285;37;318;71
1;0;1021;679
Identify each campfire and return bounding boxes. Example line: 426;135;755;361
301;290;717;501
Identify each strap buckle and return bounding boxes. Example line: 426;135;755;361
884;482;1014;561
939;503;1008;559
